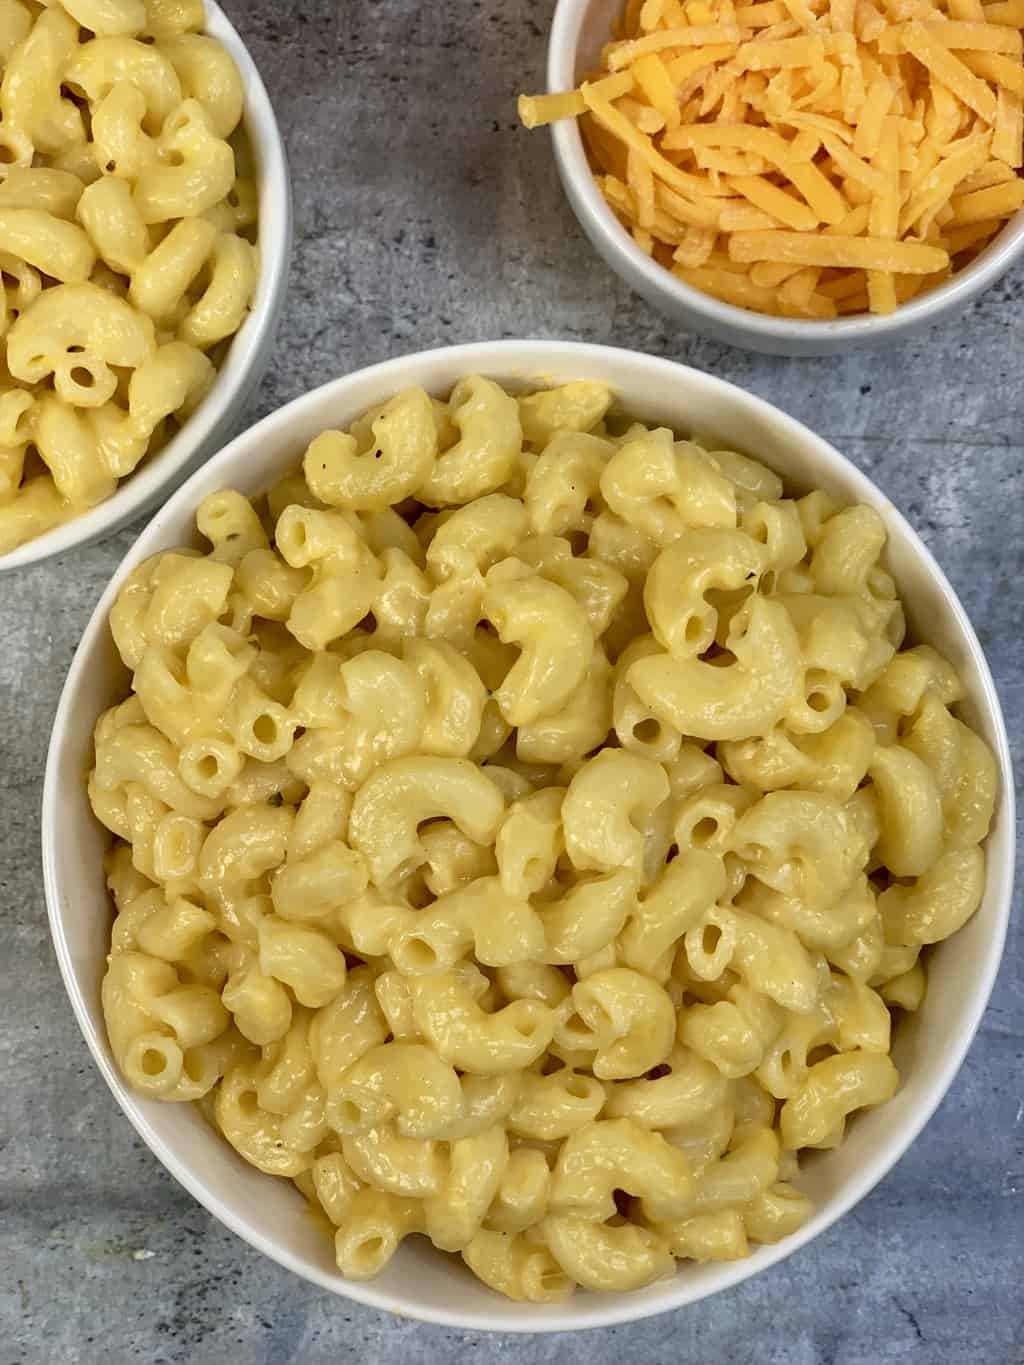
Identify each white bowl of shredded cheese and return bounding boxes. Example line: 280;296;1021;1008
43;341;1013;1329
544;0;1024;355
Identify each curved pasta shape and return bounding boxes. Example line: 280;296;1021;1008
603;1046;729;1129
878;845;986;946
518;380;612;447
418;375;522;505
341;1126;445;1198
645;528;765;658
349;756;505;886
619;849;725;976
160;32;244;138
425;1125;509;1251
561;749;669;873
333;1189;423;1279
507;1067;606;1140
133;99;235;223
215;1059;313;1177
463;1229;574;1303
294;650;426;789
403;637;487;757
780;1051;899;1149
495;787;564;898
731;790;866;910
628;597;802;742
516;643;613;766
328;1042;464;1138
310;966;389;1092
391;875;545;971
8;281;154;385
410;972;555;1074
550;1117;692;1223
524;430;613;535
600;427;736;544
304;387;437;510
2;9;84;153
544;1216;675;1293
0;208;95;284
679;983;783;1079
868;743;945;877
483;567;594;726
65;34;182;127
538;868;637;964
572;968;676;1080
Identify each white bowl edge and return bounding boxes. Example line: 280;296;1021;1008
546;0;1024;356
0;0;293;572
42;340;1016;1332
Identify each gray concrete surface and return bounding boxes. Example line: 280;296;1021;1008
2;1;1023;1361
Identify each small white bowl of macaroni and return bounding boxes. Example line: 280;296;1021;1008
0;0;290;570
43;341;1013;1330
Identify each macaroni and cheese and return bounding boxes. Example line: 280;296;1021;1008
89;376;997;1301
0;0;258;554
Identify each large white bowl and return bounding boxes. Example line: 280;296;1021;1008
548;0;1024;356
0;0;292;572
42;341;1014;1331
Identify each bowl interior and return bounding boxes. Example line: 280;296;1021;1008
0;0;291;573
43;342;1014;1331
548;0;1024;350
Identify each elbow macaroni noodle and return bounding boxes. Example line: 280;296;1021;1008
89;375;997;1301
0;0;258;554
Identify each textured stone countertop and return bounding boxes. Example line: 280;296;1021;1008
1;2;1022;1362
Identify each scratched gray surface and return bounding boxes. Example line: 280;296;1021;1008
1;2;1022;1362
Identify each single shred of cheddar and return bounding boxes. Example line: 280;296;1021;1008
923;19;1023;51
960;50;1024;95
518;0;1024;318
750;258;807;283
628;147;659;226
607;25;745;68
961;159;1017;191
736;1;789;22
951;175;1024;218
993;88;1024;166
728;229;950;269
853;76;895;156
633;53;684;126
729;171;822;225
868;114;902;311
673;223;720;263
720;203;784;226
983;0;1024;23
942;214;1004;250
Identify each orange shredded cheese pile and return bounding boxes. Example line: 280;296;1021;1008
519;0;1024;318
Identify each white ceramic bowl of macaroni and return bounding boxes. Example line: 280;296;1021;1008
547;0;1024;356
0;0;291;573
43;340;1013;1330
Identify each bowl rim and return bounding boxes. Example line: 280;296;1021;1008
42;340;1016;1332
547;0;1024;343
0;0;292;573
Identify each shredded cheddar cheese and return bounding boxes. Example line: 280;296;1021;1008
518;0;1024;318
